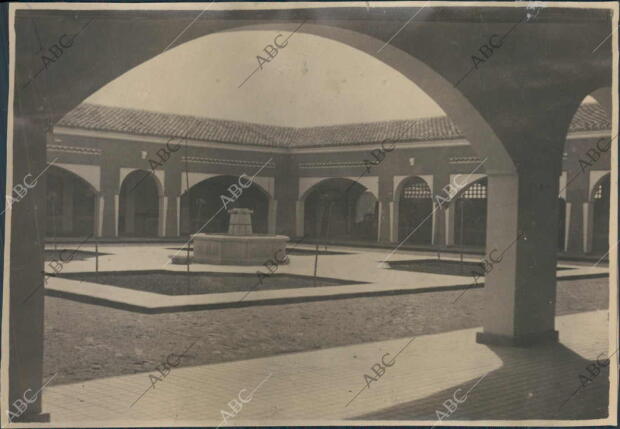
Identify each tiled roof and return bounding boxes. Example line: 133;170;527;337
56;102;610;148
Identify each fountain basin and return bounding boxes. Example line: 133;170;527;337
192;233;289;265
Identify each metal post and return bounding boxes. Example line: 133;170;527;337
459;199;465;274
95;239;99;281
51;194;58;253
313;241;319;287
184;139;191;292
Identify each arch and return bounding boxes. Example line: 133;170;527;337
77;20;516;176
11;7;617;419
216;23;516;173
119;167;164;197
46;165;97;237
303;177;375;241
589;170;611;201
591;173;610;252
180;174;270;234
299;176;378;202
453;177;488;247
396;176;433;245
118;169;161;237
54;163;100;193
393;175;433;202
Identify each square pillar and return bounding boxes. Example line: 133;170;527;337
158;196;167;237
295;200;304;237
432;174;451;247
563;202;572;252
444;205;456;246
390;200;398;242
94;194;104;237
583;201;594;253
8;120;48;422
377;199;391;242
165;194;180;237
477;172;560;346
268;199;278;234
100;192;118;237
432;204;446;246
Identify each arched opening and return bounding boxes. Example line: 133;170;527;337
558;197;567;250
118;170;160;237
592;174;610;252
397;177;433;245
180;175;269;235
454;178;487;247
304;178;376;241
46;166;96;238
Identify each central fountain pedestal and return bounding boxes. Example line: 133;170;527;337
192;208;289;265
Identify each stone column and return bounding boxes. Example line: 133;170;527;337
477;170;561;346
563;202;571;252
100;160;119;238
377;198;391;243
390;200;399;242
94;194;104;237
164;161;181;237
432;174;451;247
564;170;588;255
162;194;180;237
444;205;456;246
114;194;120;237
158;196;167;237
9;119;47;422
61;174;73;234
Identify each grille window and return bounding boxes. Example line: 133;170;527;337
594;184;604;199
403;183;431;199
458;181;487;199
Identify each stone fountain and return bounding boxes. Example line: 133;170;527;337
192;208;289;265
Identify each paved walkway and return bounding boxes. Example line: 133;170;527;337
40;310;613;425
44;244;608;312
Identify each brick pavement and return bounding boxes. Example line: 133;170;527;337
39;310;613;425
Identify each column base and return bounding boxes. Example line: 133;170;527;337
476;330;559;347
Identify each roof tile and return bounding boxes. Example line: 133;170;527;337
56;102;610;148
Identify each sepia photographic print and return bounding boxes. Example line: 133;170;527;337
1;1;619;427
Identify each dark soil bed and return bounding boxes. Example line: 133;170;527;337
388;259;571;276
55;270;366;295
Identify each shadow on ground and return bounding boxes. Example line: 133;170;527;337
356;343;610;421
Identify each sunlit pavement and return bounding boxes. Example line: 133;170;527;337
43;243;608;312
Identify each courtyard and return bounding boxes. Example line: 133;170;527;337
37;242;611;423
5;3;617;426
